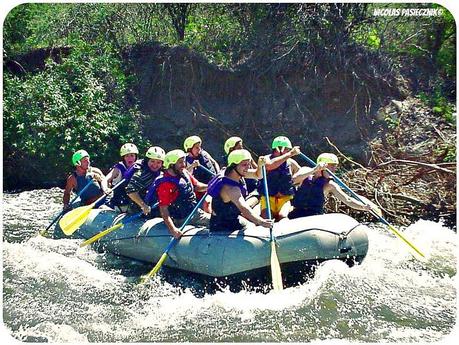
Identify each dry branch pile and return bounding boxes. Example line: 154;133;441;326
325;97;456;228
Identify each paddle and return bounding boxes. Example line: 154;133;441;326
299;152;425;259
261;165;284;291
59;179;126;236
140;193;208;284
197;164;215;176
39;178;94;237
79;202;159;247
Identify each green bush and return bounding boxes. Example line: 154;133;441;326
3;41;147;189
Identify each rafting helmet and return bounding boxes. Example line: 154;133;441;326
317;153;339;165
72;149;90;166
146;146;165;161
183;135;202;152
228;149;252;166
271;136;292;150
120;143;139;157
164;149;186;169
224;136;243;155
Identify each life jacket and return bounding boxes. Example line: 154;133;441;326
186;150;217;183
154;171;197;219
108;162;140;207
73;170;102;204
291;175;330;214
208;171;247;232
144;171;164;205
258;154;295;196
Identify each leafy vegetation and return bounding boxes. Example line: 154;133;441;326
3;3;456;189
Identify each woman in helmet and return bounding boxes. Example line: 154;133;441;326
288;153;376;219
259;136;301;221
184;135;220;184
102;143;140;212
155;149;209;239
222;136;260;208
63;149;105;210
208;149;273;232
125;146;165;216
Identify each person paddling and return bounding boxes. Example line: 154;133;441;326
208;149;273;232
125;146;165;217
222;137;260;208
156;149;210;239
102;143;140;212
259;136;301;221
184;135;220;184
288;153;379;219
63;150;105;211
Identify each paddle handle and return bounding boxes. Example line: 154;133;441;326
94;178;126;206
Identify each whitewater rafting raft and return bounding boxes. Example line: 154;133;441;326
54;209;369;287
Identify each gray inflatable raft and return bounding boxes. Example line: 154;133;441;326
56;209;369;281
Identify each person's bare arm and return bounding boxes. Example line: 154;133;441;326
159;206;182;239
264;146;301;171
63;175;77;209
224;185;273;228
325;182;372;212
128;192;151;215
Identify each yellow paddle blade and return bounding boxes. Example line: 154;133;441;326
59;204;94;236
80;223;123;247
140;252;169;284
270;241;284;291
387;223;426;260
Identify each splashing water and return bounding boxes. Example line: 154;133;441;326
2;189;456;342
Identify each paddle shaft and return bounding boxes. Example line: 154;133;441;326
261;165;284;291
141;193;208;282
299;152;425;258
41;178;94;236
261;166;274;241
59;178;127;236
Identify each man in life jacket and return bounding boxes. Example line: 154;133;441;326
126;146;165;217
102;143;140;212
259;136;301;221
208;149;273;232
156;149;210;239
63;149;105;210
222;136;260;208
288;153;379;219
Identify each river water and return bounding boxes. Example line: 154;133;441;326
2;188;457;342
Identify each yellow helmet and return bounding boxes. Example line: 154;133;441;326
164;149;186;169
183;135;202;152
120;143;139;157
224;136;242;155
228;149;252;166
317;153;339;165
146;146;165;161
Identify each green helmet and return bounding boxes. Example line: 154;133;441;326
120;143;139;157
72;149;90;166
224;136;242;155
146;146;165;161
271;136;292;150
228;149;252;166
183;135;202;152
317;153;339;165
164;149;186;169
